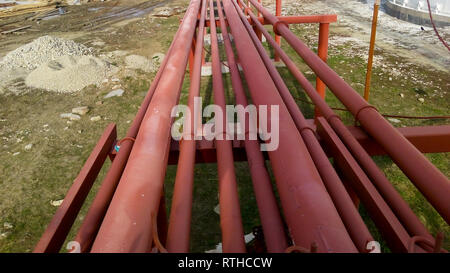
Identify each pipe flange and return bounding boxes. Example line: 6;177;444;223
325;114;342;124
273;20;289;36
299;126;315;135
117;137;136;146
354;105;378;123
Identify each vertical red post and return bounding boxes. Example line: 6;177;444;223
274;0;281;61
314;22;329;117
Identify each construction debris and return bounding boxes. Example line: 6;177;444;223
0;25;31;35
0;1;60;19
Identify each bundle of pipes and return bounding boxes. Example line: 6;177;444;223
34;0;450;253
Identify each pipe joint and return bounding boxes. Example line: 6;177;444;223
354;105;378;124
273;20;289;36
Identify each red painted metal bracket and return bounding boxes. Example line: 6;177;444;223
33;123;117;253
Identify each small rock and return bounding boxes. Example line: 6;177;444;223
24;143;33;150
389;77;392;81
3;222;13;230
13;152;20;156
418;98;425;103
72;106;89;115
400;93;405;98
43;124;49;128
102;79;109;84
111;78;120;82
388;118;401;123
112;85;121;89
214;204;220;215
90;116;101;122
50;199;64;207
95;101;103;105
104;89;124;98
60;113;81;121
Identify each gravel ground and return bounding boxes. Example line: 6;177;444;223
0;35;120;94
25;55;118;93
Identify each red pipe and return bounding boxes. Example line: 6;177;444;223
166;0;207;253
248;0;450;224
315;22;329;100
203;15;338;27
256;15;337;24
209;0;246;253
216;0;288;253
90;0;202;252
73;30;178;253
223;0;357;252
244;0;436;242
234;0;372;253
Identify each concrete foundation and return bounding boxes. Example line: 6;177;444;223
384;0;450;27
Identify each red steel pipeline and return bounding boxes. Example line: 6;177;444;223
222;0;357;252
217;0;288;253
166;0;207;253
234;0;373;252
242;3;434;243
73;30;178;254
316;117;415;252
256;15;337;24
209;0;246;252
316;22;329;101
247;0;450;224
243;1;436;243
90;0;202;252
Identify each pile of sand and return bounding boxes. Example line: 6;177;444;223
25;55;118;93
0;35;93;71
0;35;118;94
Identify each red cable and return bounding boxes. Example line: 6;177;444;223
426;0;450;51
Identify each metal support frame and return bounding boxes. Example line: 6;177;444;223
35;0;449;253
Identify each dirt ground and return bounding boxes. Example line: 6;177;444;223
0;0;449;252
0;0;190;252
